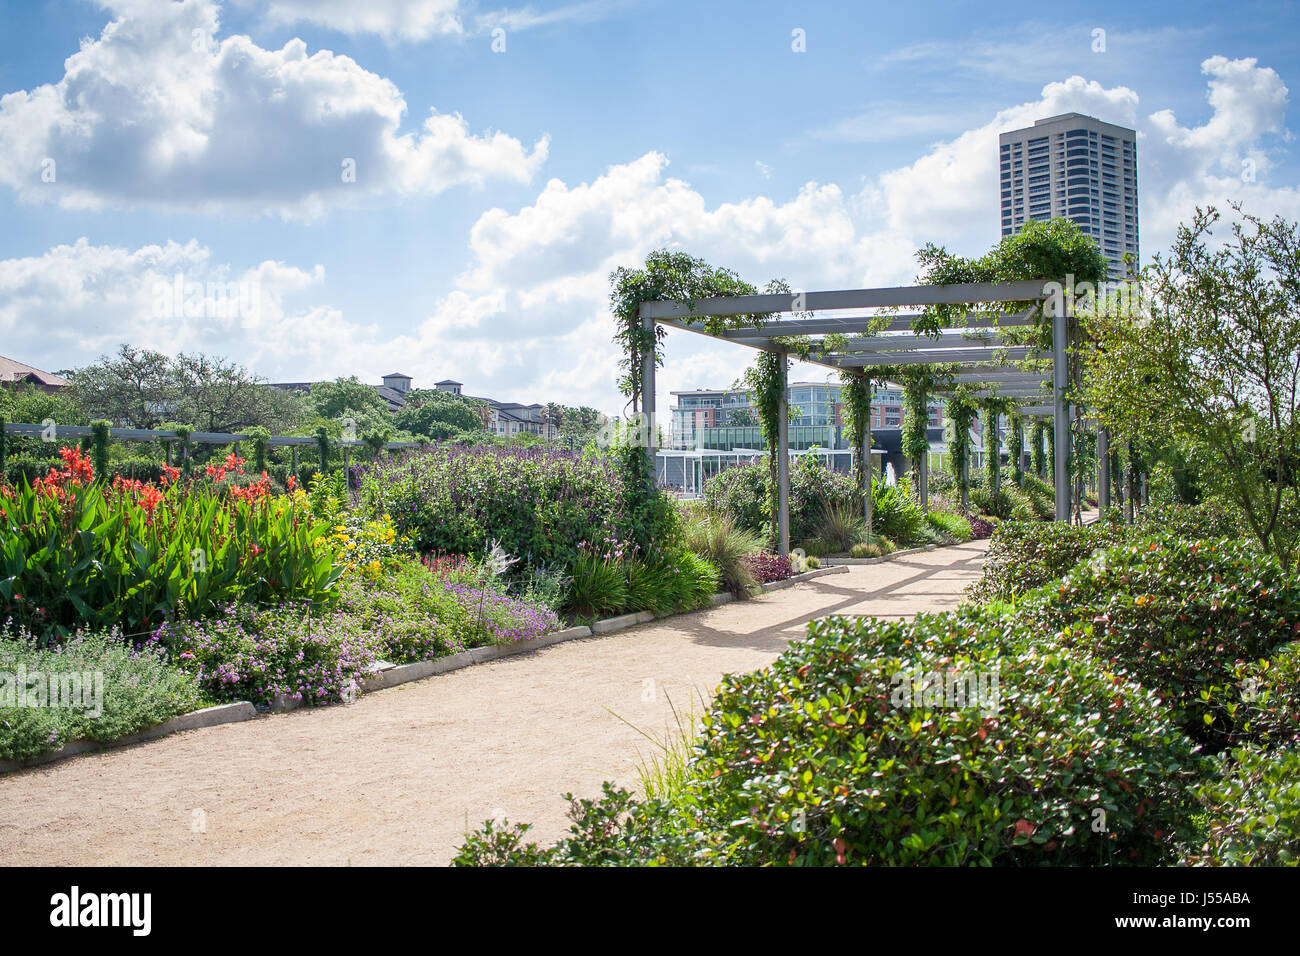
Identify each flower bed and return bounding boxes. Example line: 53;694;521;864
0;447;344;639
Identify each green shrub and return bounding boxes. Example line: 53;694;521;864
564;551;630;620
702;464;768;537
1023;537;1300;749
678;609;1201;865
682;512;760;595
966;520;1129;604
1186;746;1300;866
354;445;664;574
0;624;204;763
810;499;863;554
851;536;895;558
1218;639;1300;750
872;481;926;545
456;606;1202;866
1135;501;1242;541
925;510;973;543
703;459;870;545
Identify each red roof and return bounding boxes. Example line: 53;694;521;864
0;355;69;388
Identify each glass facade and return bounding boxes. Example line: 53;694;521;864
670;383;943;451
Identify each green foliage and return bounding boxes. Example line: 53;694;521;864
458;606;1201;866
1031;421;1048;479
871;480;926;544
0;624;204;763
926;509;973;543
702;464;767;536
1186;746;1300;866
0;462;343;640
609;250;763;406
966;520;1130;604
71;345;301;432
681;512;760;595
1222;640;1300;751
308;376;390;421
394;389;485;440
1023;537;1300;749
89;419;111;483
1135;501;1241;541
245;426;271;473
1085;205;1300;564
357;445;658;575
563;548;719;620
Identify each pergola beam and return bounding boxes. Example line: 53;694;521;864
700;309;1038;340
826;346;1041;368
639;281;1049;319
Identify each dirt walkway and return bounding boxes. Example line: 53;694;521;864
0;540;988;866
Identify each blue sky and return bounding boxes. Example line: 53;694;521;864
1;0;1297;419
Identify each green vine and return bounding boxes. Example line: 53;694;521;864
981;398;1013;493
1031;420;1047;478
742;350;794;547
1009;411;1025;487
245;426;271;473
90;420;111;484
944;389;978;507
839;370;876;496
314;424;332;471
610;251;767;414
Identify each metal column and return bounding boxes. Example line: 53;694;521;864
777;349;790;557
1052;296;1070;521
640;310;657;476
862;391;874;538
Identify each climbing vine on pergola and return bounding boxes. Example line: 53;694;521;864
612;250;1090;555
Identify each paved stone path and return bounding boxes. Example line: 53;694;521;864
0;539;988;866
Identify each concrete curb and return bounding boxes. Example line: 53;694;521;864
1;565;851;773
0;702;257;774
758;564;850;589
820;544;938;565
358;624;596;692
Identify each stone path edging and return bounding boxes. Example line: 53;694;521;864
0;566;847;774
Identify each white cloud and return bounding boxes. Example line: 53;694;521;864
0;0;547;217
238;0;465;41
230;0;632;42
3;55;1295;423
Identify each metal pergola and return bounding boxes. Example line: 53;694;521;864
638;280;1073;556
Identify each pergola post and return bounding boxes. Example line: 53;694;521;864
1052;295;1070;521
960;436;970;512
1097;426;1110;511
862;389;874;538
776;348;790;557
641;310;657;477
291;444;298;483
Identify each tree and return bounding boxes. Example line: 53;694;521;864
394;389;483;440
0;382;85;427
71;345;304;433
728;407;757;427
308;376;390;422
71;345;174;428
1086;204;1300;563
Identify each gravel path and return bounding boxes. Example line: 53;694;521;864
0;539;988;866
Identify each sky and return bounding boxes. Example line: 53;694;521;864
1;0;1298;422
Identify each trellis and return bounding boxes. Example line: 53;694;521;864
1;422;424;476
638;280;1074;556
